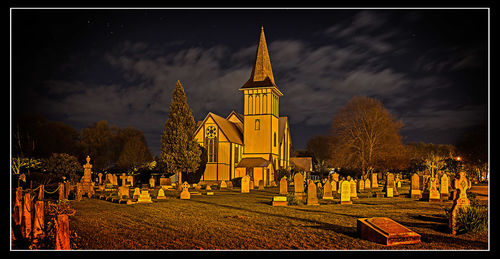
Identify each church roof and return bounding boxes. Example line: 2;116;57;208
241;27;277;89
290;157;313;172
236;157;271;168
208;112;243;145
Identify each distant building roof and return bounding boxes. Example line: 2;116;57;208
290;157;313;172
236;157;271;168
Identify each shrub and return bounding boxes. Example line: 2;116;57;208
456;206;488;234
286;193;301;206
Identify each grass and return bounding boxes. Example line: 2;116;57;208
67;185;488;250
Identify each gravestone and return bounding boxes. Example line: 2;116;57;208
294;173;306;202
98;173;103;185
428;177;440;202
75;183;82;201
227;181;233;189
365;178;371;191
82;156;93;194
340;180;352;204
249;180;254;189
180;182;191;200
371;173;378;188
332;172;339;182
331;180;338;193
357;217;421;246
133;187;141;199
307;181;319;205
271;181;277;187
358;178;365;191
118;185;130;198
205;184;211;191
440;173;450;200
220;180;227;189
449;171;471;235
241;175;250;193
385;173;395;198
112;174;118;186
149;177;155;188
159;177;170;186
137;190;153;203
410;173;422;199
195;184;202;191
350;179;358;199
322;180;333;200
279;176;288;195
258;180;265;190
157;188;166;199
127;176;134;187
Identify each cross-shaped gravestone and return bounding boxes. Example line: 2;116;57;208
120;173;127;186
182;181;189;190
449;171;471;235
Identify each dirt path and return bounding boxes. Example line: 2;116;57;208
469;185;488;201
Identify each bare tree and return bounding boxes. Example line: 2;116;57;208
329;96;405;178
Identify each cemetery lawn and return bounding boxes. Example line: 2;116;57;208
69;186;488;250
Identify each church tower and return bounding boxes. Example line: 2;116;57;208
240;27;283;166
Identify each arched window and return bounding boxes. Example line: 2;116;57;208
255;119;260;130
249;95;253;115
274;132;277;147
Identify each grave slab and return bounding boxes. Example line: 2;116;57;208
357;217;421;246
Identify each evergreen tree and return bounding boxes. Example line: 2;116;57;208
160;80;201;181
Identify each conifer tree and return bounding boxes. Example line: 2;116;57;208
160;80;201;182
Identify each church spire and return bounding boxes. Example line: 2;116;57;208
242;26;276;88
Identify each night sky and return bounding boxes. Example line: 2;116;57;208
11;8;489;156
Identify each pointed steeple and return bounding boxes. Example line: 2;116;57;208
242;26;277;88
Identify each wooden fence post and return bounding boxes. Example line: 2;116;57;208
21;192;32;239
58;183;65;201
14;187;23;226
32;201;44;239
55;214;70;250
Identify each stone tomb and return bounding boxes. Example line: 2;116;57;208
357;217;421;246
272;196;287;206
279;176;288;195
258;180;265;190
137;190;152;203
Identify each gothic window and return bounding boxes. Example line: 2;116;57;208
206;125;218;163
255;119;260;130
234;145;239;165
249;95;253;115
274;132;277;147
256;94;260;114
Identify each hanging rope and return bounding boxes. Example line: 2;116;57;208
44;185;61;194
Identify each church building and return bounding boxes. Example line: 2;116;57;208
193;27;292;186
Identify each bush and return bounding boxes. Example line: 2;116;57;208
456;206;488;234
286;193;302;206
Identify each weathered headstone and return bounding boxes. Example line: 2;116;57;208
358;178;365;191
241;175;250;193
365;178;371;191
120;173;127;186
149;177;155;188
294;173;306;202
357;217;421;246
227;181;233;189
118;185;130;198
82;156;93;194
331;180;338;193
156;188;167;199
249;180;254;190
371;173;378;188
180;182;191;200
307;181;319;205
279;176;288;195
440;173;449;200
75;183;82;201
258;180;265;190
112;174;118;186
220;180;227;189
340;180;352;204
428;177;440;202
410;173;422;199
133;187;141;199
332;172;339;182
449;171;471;235
98;173;103;185
127;176;134;187
322;180;333;200
350;179;358;199
385;173;394;198
205;184;211;191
